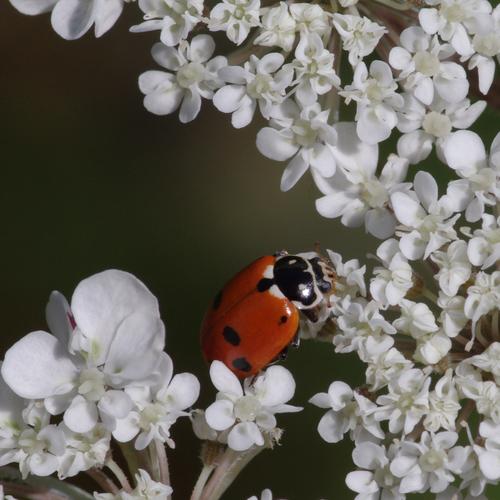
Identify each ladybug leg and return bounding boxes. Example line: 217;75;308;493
291;331;300;349
269;346;289;364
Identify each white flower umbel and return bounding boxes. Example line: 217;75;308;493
310;381;384;444
113;353;200;450
139;35;227;123
332;13;387;66
396;93;486;164
131;0;203;47
391;170;459;260
341;60;403;144
213;53;293;128
208;0;260;45
9;0;124;39
256;99;337;192
288;32;341;106
205;361;301;451
1;270;166;436
389;27;469;106
315;123;410;239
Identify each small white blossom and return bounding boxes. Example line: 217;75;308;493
213;53;293;128
208;0;260;45
341;60;403;144
289;4;330;38
442;130;500;222
289;33;340;106
346;442;403;500
391;171;458;260
139;36;227;123
310;381;383;444
205;362;301;451
467;214;500;269
131;0;203;46
333;14;387;66
390;431;463;493
389;27;469;106
375;368;431;434
254;2;296;51
438;292;468;338
256;100;337;192
469;343;500;385
316;123;410;239
393;299;439;339
431;239;472;296
370;238;414;306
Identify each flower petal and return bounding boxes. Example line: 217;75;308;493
51;0;94;40
205;399;235;431
64;395;98;433
209;361;243;398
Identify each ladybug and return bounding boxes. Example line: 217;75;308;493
200;251;335;378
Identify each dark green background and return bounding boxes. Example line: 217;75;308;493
1;4;498;499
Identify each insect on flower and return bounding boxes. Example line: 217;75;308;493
200;251;336;378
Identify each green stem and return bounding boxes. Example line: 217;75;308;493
190;464;216;500
118;442;140;479
86;467;120;494
200;446;264;500
421;287;438;304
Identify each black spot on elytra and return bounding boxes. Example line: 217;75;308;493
232;357;252;372
212;290;223;310
279;315;288;324
257;278;274;292
222;326;240;346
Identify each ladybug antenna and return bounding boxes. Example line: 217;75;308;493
273;249;288;257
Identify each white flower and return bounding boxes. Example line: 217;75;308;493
391;171;458;260
461;379;500;422
360;337;413;392
205;361;301;451
289;4;330;38
334;298;396;354
94;469;172;499
419;0;493;57
139;35;227;124
467;214;500;269
10;0;124;39
289;32;340;106
423;369;461;432
309;381;383;444
58;423;110;478
370;238;414;306
464;270;500;336
315;123;410;239
375;368;431;434
346;442;403;500
396;93;486;164
438;293;468;338
431;239;471;296
469;342;500;385
327;250;366;304
254;2;296;52
389;27;469;105
393;299;439;339
208;0;260;45
332;14;387;66
131;0;203;47
414;330;452;365
467;4;500;94
1;270;165;436
341;60;403;144
213;53;293;128
442;130;500;222
390;431;462;493
113;353;199;450
256;100;337;192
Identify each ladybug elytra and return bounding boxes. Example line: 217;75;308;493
200;251;335;378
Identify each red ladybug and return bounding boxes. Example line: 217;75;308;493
201;252;335;378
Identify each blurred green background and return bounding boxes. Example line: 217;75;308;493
1;4;498;499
